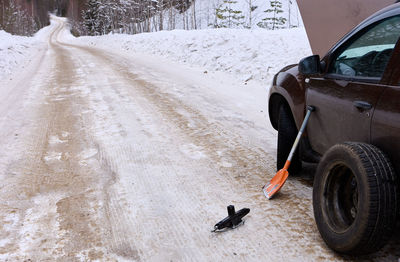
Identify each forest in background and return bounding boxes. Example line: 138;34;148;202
0;0;54;35
0;0;298;36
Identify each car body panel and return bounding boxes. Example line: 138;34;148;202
372;86;400;172
305;79;385;154
371;45;400;173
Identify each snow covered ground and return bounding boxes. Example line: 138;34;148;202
0;22;55;80
0;31;40;80
1;18;311;86
76;28;311;83
1;16;399;261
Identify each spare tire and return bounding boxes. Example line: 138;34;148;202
313;142;398;255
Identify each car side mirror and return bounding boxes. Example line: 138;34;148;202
299;55;321;75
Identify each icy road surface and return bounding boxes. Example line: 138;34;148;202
0;17;399;261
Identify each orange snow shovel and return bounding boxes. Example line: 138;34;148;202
263;105;315;199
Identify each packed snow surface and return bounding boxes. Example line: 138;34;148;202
77;28;312;83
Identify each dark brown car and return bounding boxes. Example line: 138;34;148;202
268;3;400;256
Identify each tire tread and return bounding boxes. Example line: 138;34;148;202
277;104;301;173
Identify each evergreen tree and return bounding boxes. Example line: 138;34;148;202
214;0;244;28
83;0;101;35
257;0;286;30
0;0;38;35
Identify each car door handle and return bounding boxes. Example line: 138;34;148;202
353;101;372;111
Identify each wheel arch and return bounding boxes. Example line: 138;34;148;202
269;93;298;131
268;67;306;131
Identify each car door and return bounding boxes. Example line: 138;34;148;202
305;15;400;154
371;43;400;173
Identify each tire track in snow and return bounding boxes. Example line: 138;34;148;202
64;43;345;261
46;17;400;261
0;20;125;261
73;57;213;261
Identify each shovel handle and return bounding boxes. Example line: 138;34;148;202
287;106;315;162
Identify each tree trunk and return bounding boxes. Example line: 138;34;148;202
273;6;276;30
159;11;163;31
192;0;197;29
248;0;252;28
288;0;291;28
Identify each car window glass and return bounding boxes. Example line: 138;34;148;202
330;15;400;78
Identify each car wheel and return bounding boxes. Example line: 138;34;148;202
277;104;301;173
313;142;398;255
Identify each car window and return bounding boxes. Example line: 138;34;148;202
329;15;400;79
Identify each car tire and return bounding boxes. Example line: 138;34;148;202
313;142;398;255
277;104;301;174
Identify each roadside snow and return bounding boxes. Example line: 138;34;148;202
1;22;312;86
0;31;39;79
0;20;55;81
76;28;312;83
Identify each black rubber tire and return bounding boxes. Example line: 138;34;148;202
277;104;301;174
313;142;398;255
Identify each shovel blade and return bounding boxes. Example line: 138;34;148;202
263;169;289;199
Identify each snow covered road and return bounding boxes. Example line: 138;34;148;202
0;17;399;261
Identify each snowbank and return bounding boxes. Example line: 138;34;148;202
0;31;39;79
0;19;57;80
76;28;312;83
1;19;312;87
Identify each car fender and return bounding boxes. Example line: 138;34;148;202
268;65;306;131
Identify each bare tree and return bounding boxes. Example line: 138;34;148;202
191;0;197;29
